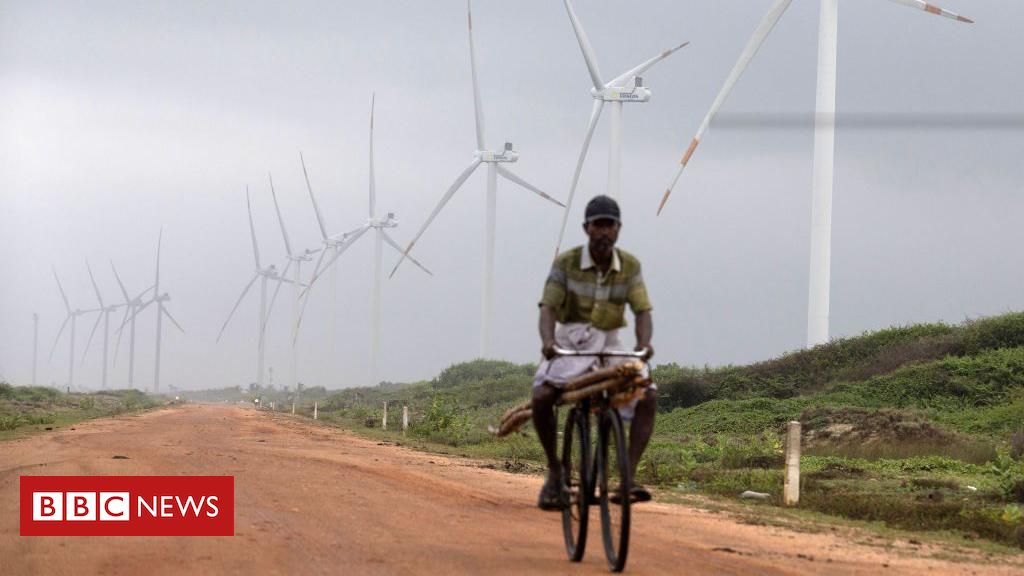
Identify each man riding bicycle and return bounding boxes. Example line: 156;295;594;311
533;195;656;510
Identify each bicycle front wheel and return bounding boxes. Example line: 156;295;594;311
598;408;631;572
561;407;590;562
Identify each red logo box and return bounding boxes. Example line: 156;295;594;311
20;476;234;536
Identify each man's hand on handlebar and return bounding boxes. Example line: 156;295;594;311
636;344;654;360
542;340;558;360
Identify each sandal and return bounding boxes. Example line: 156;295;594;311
537;476;569;511
609;485;652;504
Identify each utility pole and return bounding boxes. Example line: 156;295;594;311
32;313;39;386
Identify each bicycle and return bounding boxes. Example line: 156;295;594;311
552;347;649;573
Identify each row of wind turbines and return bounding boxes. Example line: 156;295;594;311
217;0;972;391
37;0;972;393
45;231;183;392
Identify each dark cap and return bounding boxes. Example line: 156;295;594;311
584;195;621;224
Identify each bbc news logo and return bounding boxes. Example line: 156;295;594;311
20;476;233;536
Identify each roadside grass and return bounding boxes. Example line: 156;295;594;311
226;312;1024;550
0;383;163;440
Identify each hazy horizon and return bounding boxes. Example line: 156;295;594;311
2;0;1022;392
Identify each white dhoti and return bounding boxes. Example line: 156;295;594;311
533;323;654;420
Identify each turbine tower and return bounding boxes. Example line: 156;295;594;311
391;0;564;357
49;267;98;390
127;230;184;392
298;94;432;387
112;261;153;390
655;0;971;347
553;0;689;254
81;260;125;389
217;190;297;388
266;173;321;394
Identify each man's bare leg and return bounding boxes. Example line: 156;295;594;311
532;383;561;481
628;389;658;480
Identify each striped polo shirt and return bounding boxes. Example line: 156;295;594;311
540;245;653;331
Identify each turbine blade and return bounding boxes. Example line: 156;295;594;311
216;273;259;343
294;247;333;343
467;0;487;149
562;0;605;91
162;306;185;334
496;165;564;207
369;92;378;218
52;267;71;314
121;298;155;331
608;41;690;88
112;305;130;365
886;0;973;23
389;157;482;278
555;99;604;255
381;231;433;276
262;260;292;339
299;246;330;301
49;315;71;361
300;152;330;241
86;260;104;308
658;0;793;216
110;260;130;302
269;172;294;257
81;311;104;365
246;188;262;270
308;225;372;288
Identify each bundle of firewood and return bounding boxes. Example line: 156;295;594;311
491;361;649;438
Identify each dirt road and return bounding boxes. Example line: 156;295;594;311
1;405;1020;575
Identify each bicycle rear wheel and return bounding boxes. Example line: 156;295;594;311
561;407;590;561
598;409;631;572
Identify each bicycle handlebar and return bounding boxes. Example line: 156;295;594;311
551;346;650;359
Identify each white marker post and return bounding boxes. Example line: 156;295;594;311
382;401;388;431
313;401;318;420
291;401;295;415
402;405;409;435
784;421;802;506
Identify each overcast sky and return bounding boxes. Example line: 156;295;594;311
2;0;1021;392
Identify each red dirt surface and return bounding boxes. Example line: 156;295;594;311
2;404;1021;575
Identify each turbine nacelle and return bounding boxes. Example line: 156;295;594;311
368;212;398;229
592;77;651;103
478;142;518;163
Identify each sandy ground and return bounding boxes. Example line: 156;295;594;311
1;404;1022;575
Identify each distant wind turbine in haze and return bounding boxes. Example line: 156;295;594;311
391;0;564;358
554;0;689;254
217;192;296;389
112;261;153;390
125;230;185;392
298;93;432;388
656;0;972;347
266;173;321;394
50;267;98;390
80;260;125;389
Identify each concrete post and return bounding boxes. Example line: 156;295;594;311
784;421;802;506
313;401;318;420
402;405;409;435
382;401;388;431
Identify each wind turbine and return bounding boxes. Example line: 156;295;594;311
297;152;375;359
298;93;432;387
80;260;125;389
129;230;185;393
112;261;153;389
266;172;321;393
390;0;564;357
217;190;297;388
553;0;689;254
655;0;971;347
49;267;98;390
